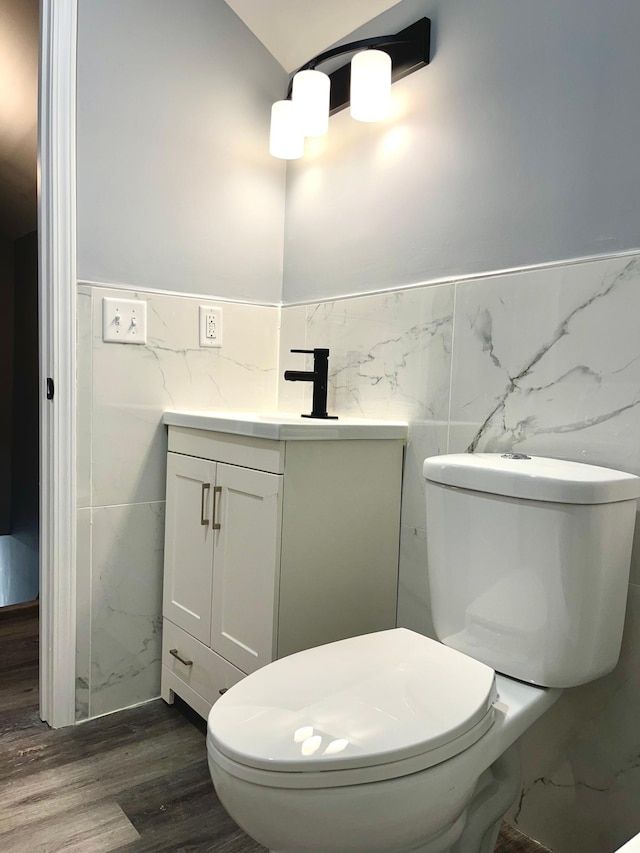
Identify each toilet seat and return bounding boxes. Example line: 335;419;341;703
208;628;498;788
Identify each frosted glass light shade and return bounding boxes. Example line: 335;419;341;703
269;100;304;160
350;49;392;122
292;69;330;137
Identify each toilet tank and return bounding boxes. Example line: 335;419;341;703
423;454;640;688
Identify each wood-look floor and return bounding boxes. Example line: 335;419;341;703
0;606;553;852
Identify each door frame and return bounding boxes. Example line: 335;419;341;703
38;0;78;728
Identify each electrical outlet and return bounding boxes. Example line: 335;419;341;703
199;305;222;348
102;297;147;344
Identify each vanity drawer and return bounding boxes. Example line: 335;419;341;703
162;619;245;709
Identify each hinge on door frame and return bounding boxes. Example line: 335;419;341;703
46;378;55;400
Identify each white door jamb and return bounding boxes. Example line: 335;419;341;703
38;0;78;729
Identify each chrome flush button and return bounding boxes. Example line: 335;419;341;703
501;453;531;460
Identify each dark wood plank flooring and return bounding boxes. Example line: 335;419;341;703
0;606;552;852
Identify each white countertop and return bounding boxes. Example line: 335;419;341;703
163;410;408;441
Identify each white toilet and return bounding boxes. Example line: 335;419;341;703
207;453;640;853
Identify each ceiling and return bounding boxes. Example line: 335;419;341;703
0;0;38;241
223;0;402;72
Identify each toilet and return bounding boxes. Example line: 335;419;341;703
207;453;640;853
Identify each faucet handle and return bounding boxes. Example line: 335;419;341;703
291;348;329;356
290;349;314;354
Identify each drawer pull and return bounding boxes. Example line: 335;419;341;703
212;485;222;530
200;483;211;526
169;648;193;667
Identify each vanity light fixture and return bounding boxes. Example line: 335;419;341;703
269;17;431;160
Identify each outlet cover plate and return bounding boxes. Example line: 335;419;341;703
199;305;222;348
102;297;147;344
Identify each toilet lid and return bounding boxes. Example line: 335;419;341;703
209;628;497;774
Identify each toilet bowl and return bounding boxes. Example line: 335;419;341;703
208;628;561;853
207;454;640;853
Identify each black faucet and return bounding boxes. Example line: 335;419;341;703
283;348;338;420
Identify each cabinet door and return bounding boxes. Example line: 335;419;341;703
211;463;282;674
163;452;216;643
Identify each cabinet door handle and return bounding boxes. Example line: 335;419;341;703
200;483;211;526
212;485;222;530
169;648;193;667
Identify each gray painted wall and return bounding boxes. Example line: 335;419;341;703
76;0;287;304
283;0;640;303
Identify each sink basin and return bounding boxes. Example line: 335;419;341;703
163;410;408;441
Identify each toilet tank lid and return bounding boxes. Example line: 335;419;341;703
423;454;640;504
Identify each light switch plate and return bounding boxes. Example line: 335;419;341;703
199;305;222;348
102;297;147;344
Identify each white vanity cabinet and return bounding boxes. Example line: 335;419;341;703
163;452;282;671
161;416;405;721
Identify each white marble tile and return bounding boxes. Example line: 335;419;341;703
450;256;640;472
507;583;640;853
446;420;487;455
278;306;309;415
305;283;454;423
89;501;165;718
396;524;437;641
89;288;279;507
401;419;449;532
77;289;93;508
76;508;91;721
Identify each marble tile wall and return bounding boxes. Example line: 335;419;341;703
279;252;640;853
76;284;279;720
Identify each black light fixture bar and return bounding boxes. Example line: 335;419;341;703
285;17;431;115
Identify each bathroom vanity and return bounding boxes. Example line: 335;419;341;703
160;410;407;719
